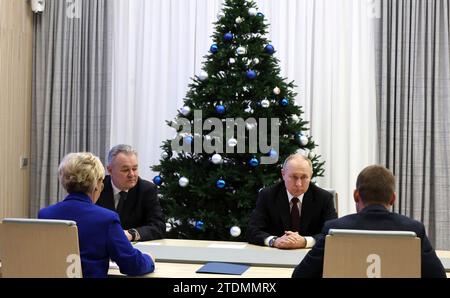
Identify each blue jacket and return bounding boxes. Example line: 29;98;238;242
38;193;154;278
292;204;446;278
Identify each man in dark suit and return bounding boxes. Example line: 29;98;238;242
247;154;337;249
96;144;165;242
292;165;446;278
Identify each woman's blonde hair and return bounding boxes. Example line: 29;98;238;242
58;152;105;194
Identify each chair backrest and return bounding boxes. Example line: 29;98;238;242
323;188;339;217
323;229;421;278
0;218;82;278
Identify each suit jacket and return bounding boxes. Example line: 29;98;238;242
96;176;165;241
38;193;154;278
247;181;337;246
292;204;446;278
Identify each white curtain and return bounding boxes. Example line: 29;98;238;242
111;0;378;217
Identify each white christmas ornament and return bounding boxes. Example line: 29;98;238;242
308;151;316;159
179;177;189;187
180;106;191;116
253;58;260;65
291;114;300;123
161;152;169;159
165;223;172;232
229;58;236;64
261;99;270;108
235;16;244;24
211;154;223;165
245;106;254;114
230;226;241;237
248;8;257;16
198;71;209;81
273;87;281;95
236;47;247;55
228;138;238;147
300;135;309;146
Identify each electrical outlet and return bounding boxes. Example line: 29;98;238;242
20;156;29;169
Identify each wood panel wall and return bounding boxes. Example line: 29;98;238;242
0;0;33;218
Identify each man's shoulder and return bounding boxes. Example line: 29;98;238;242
307;183;333;199
325;213;358;226
259;181;284;196
388;212;425;229
136;177;157;190
128;177;158;200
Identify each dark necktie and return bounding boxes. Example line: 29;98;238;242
117;191;127;214
291;197;300;232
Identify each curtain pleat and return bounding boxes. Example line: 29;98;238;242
30;0;113;216
377;0;450;249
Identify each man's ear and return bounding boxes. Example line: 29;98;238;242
107;165;112;175
388;192;396;206
353;189;360;203
281;168;285;180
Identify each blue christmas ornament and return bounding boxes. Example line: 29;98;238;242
257;12;264;18
268;149;278;159
249;157;259;167
195;221;204;230
215;104;226;115
152;175;163;186
265;44;275;55
184;135;194;145
210;44;219;54
216;179;226;189
224;32;233;41
279;98;289;107
246;70;257;80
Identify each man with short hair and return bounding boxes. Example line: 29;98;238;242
292;165;446;278
96;144;165;242
247;154;337;249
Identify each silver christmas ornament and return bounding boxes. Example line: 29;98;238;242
261;99;270;108
230;226;241;237
180;106;191;116
165;223;172;232
236;47;247;55
198;71;208;81
235;16;244;24
273;87;281;95
211;154;223;165
178;177;189;187
300;135;309;146
248;8;257;16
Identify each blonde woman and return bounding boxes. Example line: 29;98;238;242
39;152;154;278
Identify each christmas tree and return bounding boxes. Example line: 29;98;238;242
152;0;324;241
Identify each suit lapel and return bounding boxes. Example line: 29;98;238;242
300;187;314;233
124;180;138;213
276;184;291;231
102;176;116;210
